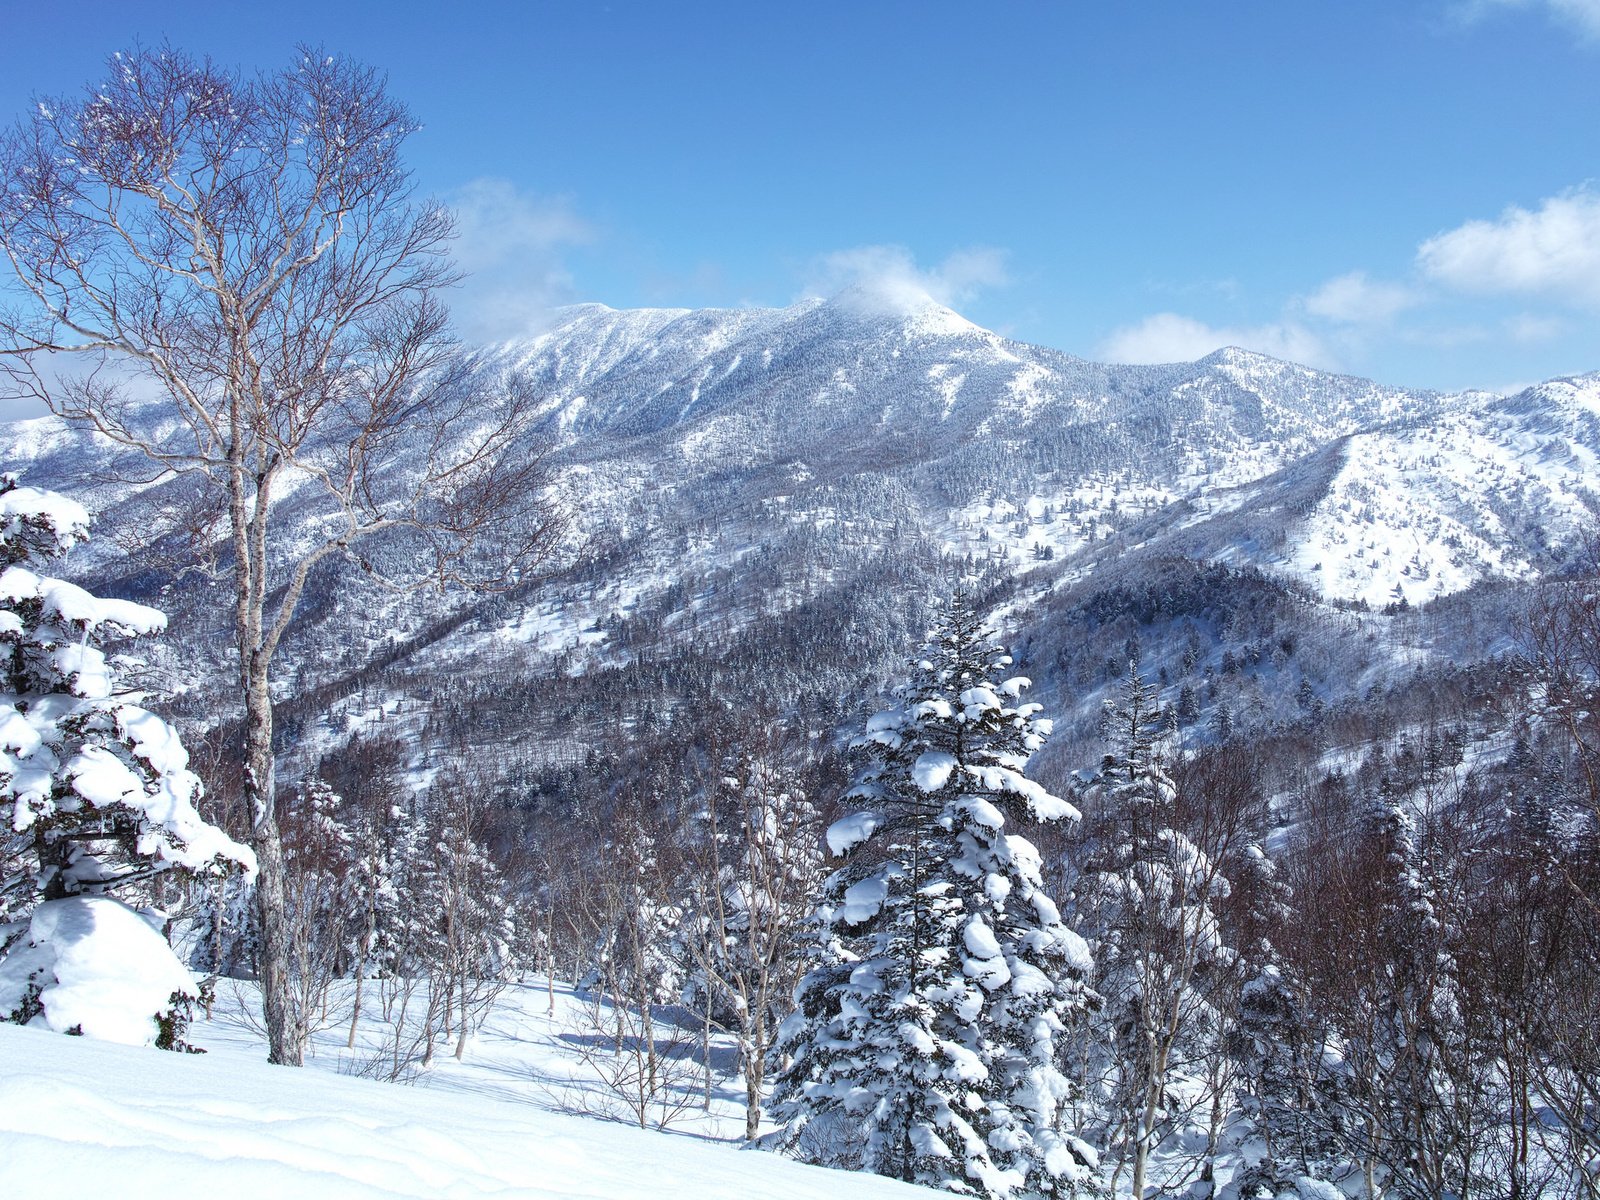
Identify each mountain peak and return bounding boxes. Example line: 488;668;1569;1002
1196;345;1292;370
821;283;981;335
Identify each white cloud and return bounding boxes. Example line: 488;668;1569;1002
1417;188;1600;306
1504;312;1569;342
1455;0;1600;40
1549;0;1600;36
1098;312;1335;369
447;178;595;341
1099;187;1597;380
802;244;1009;315
1301;271;1420;324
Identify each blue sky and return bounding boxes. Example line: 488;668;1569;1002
2;1;1597;393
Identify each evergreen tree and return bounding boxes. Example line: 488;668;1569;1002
0;478;252;925
773;595;1097;1198
0;478;251;1043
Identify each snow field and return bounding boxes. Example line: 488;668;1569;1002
0;975;928;1199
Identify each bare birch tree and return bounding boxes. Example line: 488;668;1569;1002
0;46;561;1064
680;731;823;1139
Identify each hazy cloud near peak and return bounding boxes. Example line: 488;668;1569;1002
802;244;1010;314
447;178;596;341
449;179;594;270
1098;313;1336;370
1416;187;1600;306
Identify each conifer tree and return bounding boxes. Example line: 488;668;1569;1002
773;595;1097;1198
0;478;251;1042
0;478;252;923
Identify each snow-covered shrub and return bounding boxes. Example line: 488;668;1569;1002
0;895;202;1047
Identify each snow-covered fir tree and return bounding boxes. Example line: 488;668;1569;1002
0;478;252;1042
772;594;1098;1198
0;479;252;920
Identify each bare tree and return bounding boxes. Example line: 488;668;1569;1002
679;728;823;1139
0;47;561;1064
1068;668;1244;1198
1519;570;1600;1191
414;772;523;1066
1524;568;1600;918
556;789;698;1129
318;734;409;1051
275;777;354;1052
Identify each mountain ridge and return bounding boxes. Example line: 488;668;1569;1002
0;294;1594;779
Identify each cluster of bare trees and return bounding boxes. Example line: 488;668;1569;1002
1256;701;1598;1200
522;719;828;1131
1037;576;1600;1200
1045;674;1280;1197
192;737;529;1076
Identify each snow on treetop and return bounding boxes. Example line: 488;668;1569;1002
968;766;1082;823
864;708;903;733
826;810;879;856
117;706;194;779
958;685;1001;719
0;482;90;550
0;565;166;637
959;794;1007;830
912;750;959;792
837;871;890;923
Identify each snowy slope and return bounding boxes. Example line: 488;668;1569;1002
497;297;1453;475
1277;374;1600;606
0;294;1591;775
0;1016;924;1200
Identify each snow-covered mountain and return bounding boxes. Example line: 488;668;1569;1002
507;296;1460;485
0;294;1594;776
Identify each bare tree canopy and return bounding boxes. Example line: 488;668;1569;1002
0;44;562;1065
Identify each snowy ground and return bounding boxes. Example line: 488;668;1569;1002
0;978;926;1199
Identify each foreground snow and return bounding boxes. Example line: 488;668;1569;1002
0;1017;927;1199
